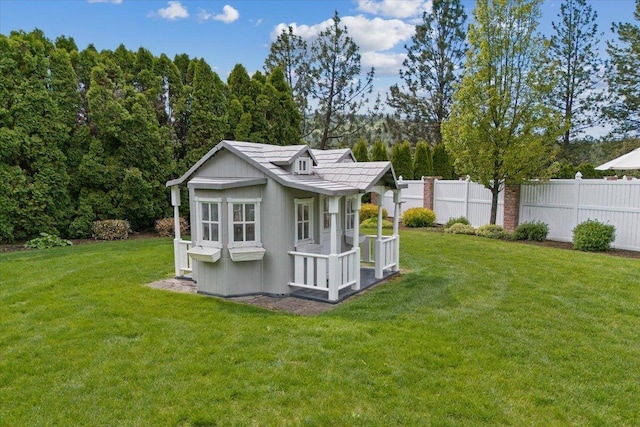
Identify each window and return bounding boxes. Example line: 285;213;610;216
322;197;331;230
294;157;312;175
295;198;313;243
345;197;355;231
228;198;261;247
197;199;221;246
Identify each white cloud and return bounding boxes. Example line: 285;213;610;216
342;15;415;51
361;51;406;76
356;0;432;19
153;1;189;20
199;5;239;24
87;0;122;3
271;15;413;52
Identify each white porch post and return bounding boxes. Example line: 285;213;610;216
392;189;401;272
374;188;384;279
170;186;181;277
327;196;340;301
351;194;362;291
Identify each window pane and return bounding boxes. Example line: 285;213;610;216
303;223;309;239
211;224;218;242
233;204;242;221
234;224;244;241
297;223;303;240
303;204;309;221
297;204;302;221
245;204;255;222
202;203;209;221
246;224;255;241
202;223;210;241
212;204;218;222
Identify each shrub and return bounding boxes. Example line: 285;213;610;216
92;220;131;241
360;203;388;222
573;219;616;252
155;217;190;237
25;233;73;249
444;223;476;235
360;218;393;229
401;207;436;227
514;221;549;241
476;224;507;239
445;216;470;228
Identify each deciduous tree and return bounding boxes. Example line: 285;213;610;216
442;0;562;224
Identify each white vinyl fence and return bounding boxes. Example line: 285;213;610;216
520;179;640;251
383;177;640;252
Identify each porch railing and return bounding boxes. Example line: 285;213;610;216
174;239;193;278
288;248;358;301
361;235;398;270
380;236;397;270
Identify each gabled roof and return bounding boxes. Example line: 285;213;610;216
310;148;355;164
166;140;400;196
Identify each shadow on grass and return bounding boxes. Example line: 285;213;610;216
326;272;459;321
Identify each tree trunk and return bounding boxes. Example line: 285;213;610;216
490;185;500;225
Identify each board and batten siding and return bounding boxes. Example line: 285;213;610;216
520;179;640;251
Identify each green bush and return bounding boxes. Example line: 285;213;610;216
514;221;549;241
93;220;131;241
476;224;507;239
445;216;470;228
360;203;388;222
401;207;436;227
444;223;476;235
360;218;393;229
572;219;616;252
155;217;190;237
25;233;73;249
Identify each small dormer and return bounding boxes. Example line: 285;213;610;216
294;156;312;175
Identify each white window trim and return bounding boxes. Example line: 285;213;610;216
195;197;222;248
294;198;314;244
294;157;312;175
345;196;355;232
321;196;331;231
227;198;262;248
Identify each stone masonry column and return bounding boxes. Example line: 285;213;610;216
422;176;441;211
503;184;521;232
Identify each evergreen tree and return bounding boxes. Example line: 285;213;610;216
442;0;561;224
181;59;229;171
549;0;603;156
413;141;433;179
391;142;414;180
0;31;73;241
432;143;454;179
308;11;375;149
264;26;310;136
353;138;370;162
387;0;467;145
605;0;640;137
371;140;389;161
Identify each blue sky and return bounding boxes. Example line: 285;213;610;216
0;0;637;107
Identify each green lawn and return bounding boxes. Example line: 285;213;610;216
1;232;638;426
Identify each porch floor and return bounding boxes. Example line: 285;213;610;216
290;267;398;303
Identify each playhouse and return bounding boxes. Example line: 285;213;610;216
166;140;405;302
